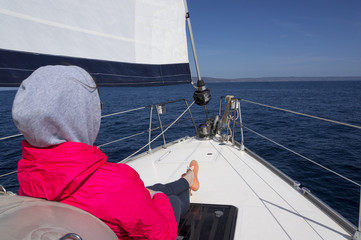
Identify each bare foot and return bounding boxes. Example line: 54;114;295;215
189;160;199;191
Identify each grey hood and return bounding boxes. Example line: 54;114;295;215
12;65;101;147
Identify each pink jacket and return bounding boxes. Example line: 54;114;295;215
18;141;177;239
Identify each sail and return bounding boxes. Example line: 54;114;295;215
0;0;191;86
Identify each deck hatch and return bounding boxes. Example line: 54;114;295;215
177;203;238;240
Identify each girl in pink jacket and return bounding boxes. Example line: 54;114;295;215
12;65;199;239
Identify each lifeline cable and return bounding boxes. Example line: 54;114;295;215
0;133;23;141
97;132;146;148
0;107;146;141
0;170;17;178
242;99;361;130
244;125;361;188
101;106;146;118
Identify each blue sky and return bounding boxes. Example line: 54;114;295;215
186;0;361;78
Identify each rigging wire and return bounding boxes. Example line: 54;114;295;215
244;125;361;188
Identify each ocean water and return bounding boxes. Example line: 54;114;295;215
0;81;360;226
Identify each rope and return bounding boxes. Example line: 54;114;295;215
119;101;195;163
244;125;361;188
242;99;361;130
0;170;17;178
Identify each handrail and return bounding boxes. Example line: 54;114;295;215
119;101;195;163
218;96;244;148
59;233;82;240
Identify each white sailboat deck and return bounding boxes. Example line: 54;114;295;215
127;137;351;240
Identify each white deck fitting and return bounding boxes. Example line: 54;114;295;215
127;137;352;240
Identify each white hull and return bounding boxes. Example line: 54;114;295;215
127;136;352;239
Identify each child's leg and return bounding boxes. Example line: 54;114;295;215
147;178;189;196
147;178;190;223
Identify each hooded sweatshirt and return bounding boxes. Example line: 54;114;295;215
12;65;177;239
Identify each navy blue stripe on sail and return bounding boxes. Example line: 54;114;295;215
0;49;192;87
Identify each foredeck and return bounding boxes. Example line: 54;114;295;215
127;137;352;240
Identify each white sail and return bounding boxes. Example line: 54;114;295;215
0;0;191;86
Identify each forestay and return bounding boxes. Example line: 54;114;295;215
0;0;191;86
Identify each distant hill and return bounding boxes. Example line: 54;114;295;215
199;76;361;83
2;75;361;87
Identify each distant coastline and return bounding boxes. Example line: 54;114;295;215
198;76;361;83
2;76;361;87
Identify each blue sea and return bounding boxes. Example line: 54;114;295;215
1;81;361;226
